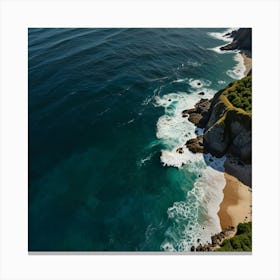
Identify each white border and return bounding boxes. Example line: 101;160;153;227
1;0;280;279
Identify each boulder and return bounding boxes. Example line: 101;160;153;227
182;98;211;128
176;147;184;154
186;135;204;153
188;113;203;125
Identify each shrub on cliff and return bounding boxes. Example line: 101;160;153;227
217;222;252;252
222;75;252;114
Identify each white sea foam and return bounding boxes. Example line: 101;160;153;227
207;28;237;42
161;165;225;251
207;28;239;54
137;143;159;168
189;78;211;89
139;153;153;166
127;118;135;124
226;53;246;80
171;77;211;89
158;29;245;251
154;88;227;251
172;77;189;84
208;32;232;43
154;89;215;168
208;29;247;80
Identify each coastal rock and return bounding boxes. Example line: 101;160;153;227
196;245;203;251
224;156;252;187
220;28;252;52
188;113;203;125
192;226;238;252
182;98;211;128
182;108;195;117
181;76;252;189
204;122;229;157
176;147;184;154
229;121;252;162
204;111;251;161
224;30;237;38
186;135;204;153
202;78;252;163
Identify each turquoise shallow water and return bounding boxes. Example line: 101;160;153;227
28;28;240;251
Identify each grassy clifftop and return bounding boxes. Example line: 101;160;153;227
221;75;252;115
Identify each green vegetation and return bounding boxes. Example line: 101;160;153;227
216;222;252;252
222;75;252;114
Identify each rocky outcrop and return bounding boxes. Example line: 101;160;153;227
176;147;184;154
186;135;204;153
191;226;235;252
182;98;211;128
220;28;252;52
183;76;252;165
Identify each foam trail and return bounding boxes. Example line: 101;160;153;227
226;53;246;80
207;28;238;54
207;28;237;42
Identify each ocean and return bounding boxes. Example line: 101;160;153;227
28;28;245;251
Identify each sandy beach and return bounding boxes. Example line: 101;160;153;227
241;52;252;76
218;173;252;232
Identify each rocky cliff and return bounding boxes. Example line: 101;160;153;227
220;28;252;52
183;76;252;164
204;76;252;163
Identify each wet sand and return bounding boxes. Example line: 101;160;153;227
241;52;252;76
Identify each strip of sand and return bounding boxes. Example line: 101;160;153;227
241;52;252;76
218;173;252;232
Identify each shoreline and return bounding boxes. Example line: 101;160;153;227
184;28;252;251
240;52;252;76
193;172;252;251
218;173;252;233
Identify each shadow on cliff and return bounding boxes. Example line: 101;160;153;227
202;151;252;187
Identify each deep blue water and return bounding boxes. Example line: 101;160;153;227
28;28;239;251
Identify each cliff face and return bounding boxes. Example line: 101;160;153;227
220;28;252;52
203;76;252;163
183;76;252;165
